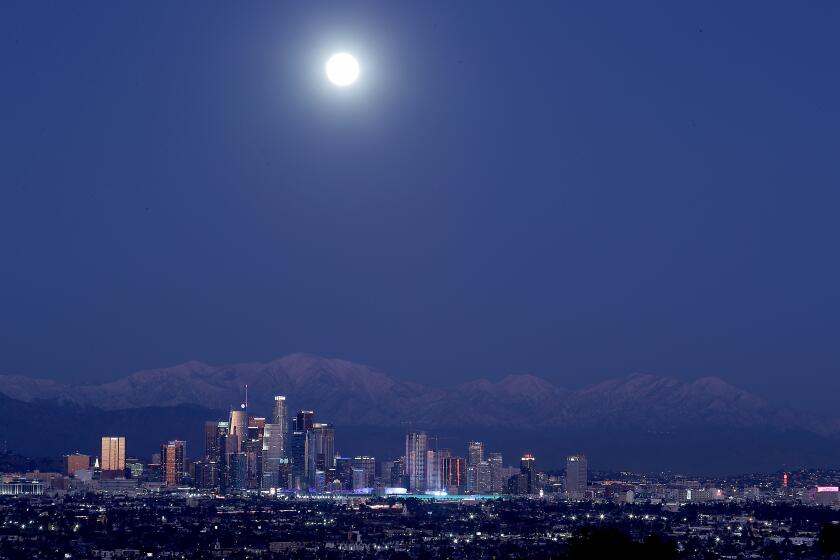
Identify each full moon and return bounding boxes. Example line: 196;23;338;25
326;53;360;87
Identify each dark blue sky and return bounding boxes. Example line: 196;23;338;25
1;2;839;411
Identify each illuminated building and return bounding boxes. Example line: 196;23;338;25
229;409;248;450
352;455;376;488
442;456;465;493
290;430;316;490
204;421;220;461
425;448;449;491
228;452;248;490
467;441;484;492
0;479;44;496
261;422;286;489
312;423;335;470
520;453;535;494
390;457;407;488
476;461;493;492
125;457;144;479
161;440;186;486
405;431;428;493
352;468;367;491
63;454;90;476
488;452;504;493
101;436;126;474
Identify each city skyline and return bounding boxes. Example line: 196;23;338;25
1;351;839;474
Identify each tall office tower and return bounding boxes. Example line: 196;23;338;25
161;440;186;486
352;456;376;488
101;436;126;473
272;395;287;425
214;421;230;491
215;421;230;446
312;423;336;470
293;410;314;432
261;423;285;489
520;453;536;494
229;409;248;450
566;454;587;495
425;449;449;492
271;396;288;450
488;452;504;493
468;441;484;465
390;457;407;488
290;430;316;491
228;452;249;490
204;421;221;460
405;431;428;493
243;429;263;490
63;454;90;476
466;441;484;492
442;456;466;493
476;461;493;493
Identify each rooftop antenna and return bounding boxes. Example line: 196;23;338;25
245;384;248;413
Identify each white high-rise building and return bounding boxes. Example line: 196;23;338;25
405;431;428;493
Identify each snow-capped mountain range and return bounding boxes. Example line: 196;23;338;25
0;353;833;435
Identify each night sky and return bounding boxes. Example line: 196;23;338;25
1;2;838;412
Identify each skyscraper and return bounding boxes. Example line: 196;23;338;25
272;395;287;425
566;454;587;496
161;440;186;486
405;431;428;493
229;409;248;450
520;453;536;494
261;423;286;489
466;441;484;492
312;423;335;470
352;456;376;488
101;436;125;473
468;441;484;466
244;419;264;490
214;421;230;491
425;448;449;492
290;430;316;491
488;452;504;493
204;421;220;461
261;396;288;490
442;456;465;493
476;461;493;493
390;457;407;489
293;410;314;432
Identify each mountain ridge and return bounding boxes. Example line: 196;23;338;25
0;353;835;435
